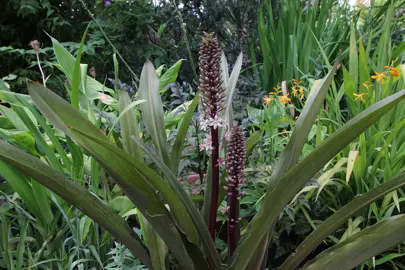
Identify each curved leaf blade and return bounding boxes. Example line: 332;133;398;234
271;60;338;183
303;215;405;270
280;173;405;270
27;81;195;269
139;61;171;167
0;140;152;268
170;93;199;175
71;23;91;109
230;90;405;269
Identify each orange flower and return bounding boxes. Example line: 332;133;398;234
362;81;372;90
371;72;387;84
263;96;275;106
292;86;299;97
299;87;305;100
292;79;302;86
353;92;368;102
280;93;291;105
390;67;399;77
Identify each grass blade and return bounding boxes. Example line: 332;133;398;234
27;81;194;269
281;173;405;270
139;61;171;167
170;93;199;174
16;219;29;270
71;23;91;109
303;214;405;270
0;140;152;268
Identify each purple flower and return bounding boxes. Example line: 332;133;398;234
104;1;112;7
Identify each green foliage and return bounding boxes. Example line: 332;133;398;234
2;1;405;269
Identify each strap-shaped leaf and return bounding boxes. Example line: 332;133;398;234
223;52;243;133
303;214;405;270
280;173;405;269
72;127;200;246
27;81;194;269
229;89;405;269
170;93;199;175
118;90;143;159
271;59;338;183
139;61;171;167
0;140;152;268
71;23;91;109
131;136;222;270
49;35;114;97
70;128;221;269
159;59;184;92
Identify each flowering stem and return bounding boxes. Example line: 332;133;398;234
225;125;245;260
208;127;219;239
227;191;239;257
36;53;46;87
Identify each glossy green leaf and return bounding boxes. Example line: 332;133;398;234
349;24;358;82
71;23;91;109
245;131;262;159
0;140;152;268
131;135;222;269
15;219;28;270
280;173;405;270
0;161;42;221
138;61;171;167
144;217;169;270
230;89;405;269
117;92;145;158
159;59;183;92
303;215;405;270
170;93;199;174
27;81;194;269
31;180;54;225
50;36;114;97
223;52;243;132
0;106;27;131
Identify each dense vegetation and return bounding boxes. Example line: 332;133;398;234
1;0;405;269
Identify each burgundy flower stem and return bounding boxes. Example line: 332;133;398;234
208;127;219;239
225;125;245;259
227;190;239;257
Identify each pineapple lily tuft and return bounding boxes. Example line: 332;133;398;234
198;32;225;239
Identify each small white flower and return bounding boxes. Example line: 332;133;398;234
199;136;213;152
208;115;223;130
200;119;209;131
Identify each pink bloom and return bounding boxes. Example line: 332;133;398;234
99;93;109;102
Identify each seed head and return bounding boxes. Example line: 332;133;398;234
30;40;40;54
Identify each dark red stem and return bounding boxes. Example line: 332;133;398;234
208;127;219;240
227;187;239;257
